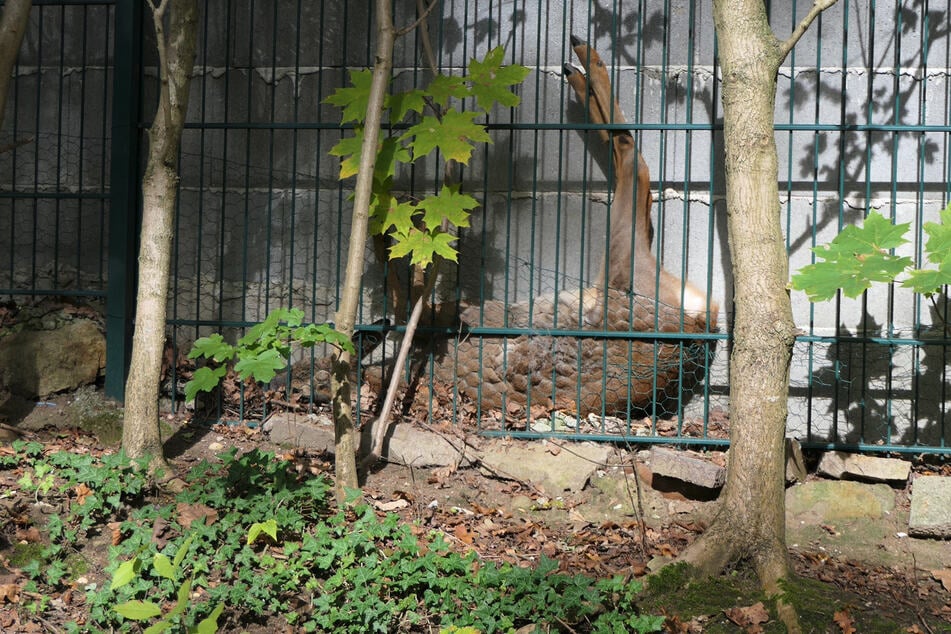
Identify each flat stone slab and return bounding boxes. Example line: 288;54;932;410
480;442;611;493
263;413;335;452
649;447;725;489
786;480;895;522
383;423;475;468
909;476;951;538
817;451;911;484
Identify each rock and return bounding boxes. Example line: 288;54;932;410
480;441;610;493
383;423;476;468
908;476;951;538
0;320;105;398
263;413;335;452
648;447;725;489
786;480;895;521
785;438;807;484
817;451;910;484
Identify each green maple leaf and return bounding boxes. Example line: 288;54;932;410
234;348;287;384
188;333;235;362
328;130;364;179
922;202;951;265
468;46;531;110
330;130;409;180
791;211;913;302
425;74;470;108
388;228;458;266
323;69;375;124
388;89;426;122
902;262;951;296
402;109;491;164
381;199;419;235
416;184;477;231
376;136;411;178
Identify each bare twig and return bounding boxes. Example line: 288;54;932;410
779;0;839;61
396;0;439;37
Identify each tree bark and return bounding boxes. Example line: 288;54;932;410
675;2;836;628
0;0;32;132
331;0;395;503
122;0;198;467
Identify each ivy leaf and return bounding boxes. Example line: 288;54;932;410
195;603;225;634
323;69;375;124
790;211;913;302
402;109;491;164
247;519;279;545
388;228;459;267
234;348;287;384
114;600;163;621
416;184;477;231
425;74;470;108
388;89;426;122
468;46;531;110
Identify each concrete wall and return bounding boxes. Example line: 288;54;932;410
2;0;949;445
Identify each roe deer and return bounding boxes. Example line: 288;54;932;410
429;37;719;418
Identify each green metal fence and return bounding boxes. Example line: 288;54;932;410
1;0;949;454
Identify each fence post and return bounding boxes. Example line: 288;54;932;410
104;1;143;401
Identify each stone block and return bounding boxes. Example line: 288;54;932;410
480;441;611;493
0;320;105;398
817;451;910;484
786;480;895;521
263;413;335;452
909;476;951;538
648;447;725;489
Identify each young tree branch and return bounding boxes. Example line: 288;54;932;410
779;0;839;61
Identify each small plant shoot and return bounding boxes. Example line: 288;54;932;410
791;203;951;302
184;308;354;403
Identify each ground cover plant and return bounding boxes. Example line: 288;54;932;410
0;436;665;633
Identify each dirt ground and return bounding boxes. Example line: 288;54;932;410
3;389;951;632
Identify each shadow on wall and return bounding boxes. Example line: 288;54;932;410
798;299;951;448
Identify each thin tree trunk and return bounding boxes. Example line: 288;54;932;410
0;0;32;131
676;1;836;629
122;0;198;467
332;0;395;503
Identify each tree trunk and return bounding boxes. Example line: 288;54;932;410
331;0;395;503
0;0;32;132
676;1;836;626
122;0;198;467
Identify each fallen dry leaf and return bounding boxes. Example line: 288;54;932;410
73;483;93;506
833;608;856;634
723;602;769;632
15;527;41;543
107;521;123;546
931;568;951;593
372;498;409;512
176;502;219;529
0;583;20;604
453;523;475;545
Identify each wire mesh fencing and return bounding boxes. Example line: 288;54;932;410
1;0;949;453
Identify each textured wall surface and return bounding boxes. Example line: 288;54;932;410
2;1;949;446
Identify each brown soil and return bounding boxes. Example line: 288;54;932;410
2;390;950;632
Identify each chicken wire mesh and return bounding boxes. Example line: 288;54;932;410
0;0;949;452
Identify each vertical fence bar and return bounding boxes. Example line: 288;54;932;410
105;0;143;400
